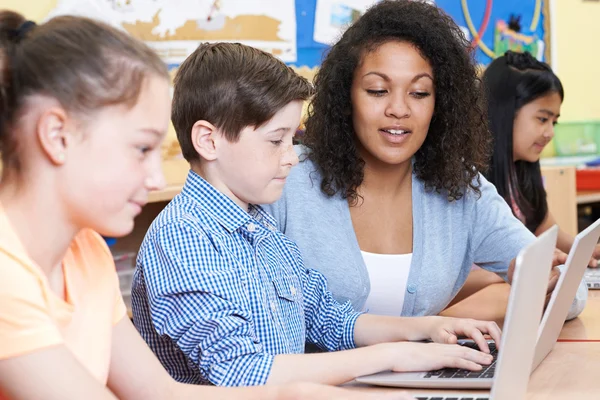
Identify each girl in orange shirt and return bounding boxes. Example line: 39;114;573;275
0;11;408;400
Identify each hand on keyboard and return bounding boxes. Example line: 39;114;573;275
423;316;502;353
387;342;493;373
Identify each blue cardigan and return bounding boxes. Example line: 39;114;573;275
263;146;586;319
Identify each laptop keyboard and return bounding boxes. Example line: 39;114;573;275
423;342;498;380
416;397;490;400
584;268;600;289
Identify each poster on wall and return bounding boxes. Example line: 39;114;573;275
46;0;298;67
435;0;549;66
312;0;435;45
312;0;374;45
305;0;548;67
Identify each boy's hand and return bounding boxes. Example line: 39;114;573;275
388;342;493;373
424;316;502;353
279;382;416;400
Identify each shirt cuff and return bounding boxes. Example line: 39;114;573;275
341;310;363;350
210;352;275;386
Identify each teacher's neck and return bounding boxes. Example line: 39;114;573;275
358;153;413;198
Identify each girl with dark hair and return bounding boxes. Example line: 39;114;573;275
484;50;599;265
264;0;584;321
456;51;591;312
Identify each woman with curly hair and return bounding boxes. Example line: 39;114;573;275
264;0;584;320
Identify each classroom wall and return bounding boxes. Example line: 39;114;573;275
3;0;598;123
553;0;600;122
2;0;53;21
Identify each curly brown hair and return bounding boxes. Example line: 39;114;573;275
303;0;491;202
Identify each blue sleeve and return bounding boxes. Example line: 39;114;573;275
286;240;362;351
470;174;536;281
139;221;273;386
470;175;588;319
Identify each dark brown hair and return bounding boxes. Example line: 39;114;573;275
0;10;168;172
171;42;313;163
304;0;491;203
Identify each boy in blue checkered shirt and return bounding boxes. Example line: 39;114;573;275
132;42;500;388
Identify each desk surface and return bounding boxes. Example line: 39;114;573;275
559;290;600;340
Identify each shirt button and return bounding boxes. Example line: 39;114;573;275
247;222;256;232
407;284;417;294
290;285;297;296
270;301;277;312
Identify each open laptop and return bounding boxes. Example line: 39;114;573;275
355;225;558;390
532;217;600;368
413;220;600;399
584;264;600;289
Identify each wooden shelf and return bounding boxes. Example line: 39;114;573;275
148;184;183;203
577;190;600;205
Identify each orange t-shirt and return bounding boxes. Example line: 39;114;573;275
0;210;126;390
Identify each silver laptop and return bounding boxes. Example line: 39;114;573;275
584;266;600;289
412;220;600;398
532;217;600;368
355;225;558;390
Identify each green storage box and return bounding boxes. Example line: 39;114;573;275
553;121;600;157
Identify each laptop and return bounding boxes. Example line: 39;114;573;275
355;225;558;389
584;267;600;289
532;217;600;368
412;220;600;399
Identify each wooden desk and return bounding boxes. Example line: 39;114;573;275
559;290;600;341
346;342;600;398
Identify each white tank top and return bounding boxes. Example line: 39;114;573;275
361;251;413;316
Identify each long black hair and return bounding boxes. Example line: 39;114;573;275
483;51;564;232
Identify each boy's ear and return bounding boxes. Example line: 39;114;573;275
191;120;219;161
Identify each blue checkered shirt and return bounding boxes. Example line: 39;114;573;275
132;171;361;386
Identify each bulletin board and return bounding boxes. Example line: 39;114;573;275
29;0;551;73
292;0;551;69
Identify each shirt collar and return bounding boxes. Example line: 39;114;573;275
180;170;253;233
0;203;38;267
